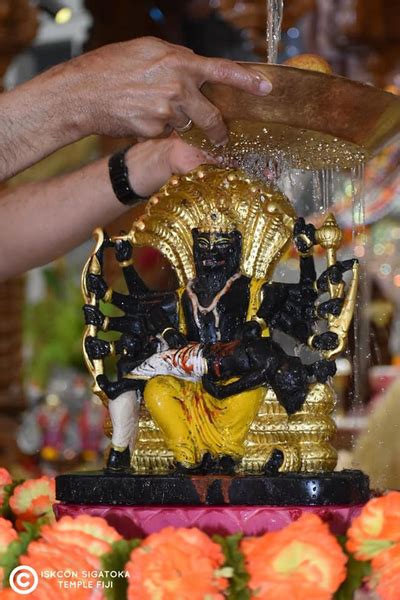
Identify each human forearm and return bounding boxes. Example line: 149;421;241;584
0;36;272;181
0;156;125;279
0;65;83;180
0;137;206;281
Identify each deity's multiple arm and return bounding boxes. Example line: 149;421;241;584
114;240;150;297
255;217;316;344
83;209;351;413
255;217;349;353
202;370;269;400
83;238;184;373
257;282;316;344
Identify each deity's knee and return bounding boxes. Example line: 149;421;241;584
144;375;182;415
144;375;194;449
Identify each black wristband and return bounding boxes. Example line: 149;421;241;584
108;145;144;205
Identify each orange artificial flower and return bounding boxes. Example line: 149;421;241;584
0;469;12;508
3;515;120;599
370;543;400;600
0;518;18;587
0;518;17;554
347;492;400;560
20;540;99;600
126;527;229;600
241;513;347;600
9;477;55;530
40;515;121;557
0;589;21;598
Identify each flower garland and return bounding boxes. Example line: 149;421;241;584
0;470;399;599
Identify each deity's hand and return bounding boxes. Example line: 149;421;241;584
309;359;337;383
116;333;142;357
163;328;188;349
293;217;316;255
85;336;111;360
63;37;272;145
83;305;105;328
96;375;122;401
311;332;339;351
115;240;133;263
258;281;317;344
97;374;138;400
201;376;220;398
317;298;344;319
273;359;308;415
287;284;318;317
86;273;109;301
317;259;358;293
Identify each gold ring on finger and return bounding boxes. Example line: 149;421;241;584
175;118;193;133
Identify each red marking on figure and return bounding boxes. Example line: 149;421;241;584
180;345;195;374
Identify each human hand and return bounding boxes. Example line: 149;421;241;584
317;298;344;319
63;37;272;145
96;375;119;400
116;333;142;357
124;135;211;197
201;375;220;398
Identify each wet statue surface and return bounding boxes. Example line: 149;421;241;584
56;165;369;506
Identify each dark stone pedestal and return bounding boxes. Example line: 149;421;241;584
55;470;370;538
56;469;370;507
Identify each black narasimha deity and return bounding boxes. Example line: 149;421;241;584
82;166;358;475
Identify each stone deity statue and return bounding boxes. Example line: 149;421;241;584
82;166;358;475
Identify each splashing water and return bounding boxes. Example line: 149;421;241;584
350;164;368;421
205;0;369;439
266;0;284;63
280;164;368;427
320;169;335;214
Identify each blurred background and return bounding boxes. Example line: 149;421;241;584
0;0;399;486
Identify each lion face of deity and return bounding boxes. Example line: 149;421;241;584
192;228;242;280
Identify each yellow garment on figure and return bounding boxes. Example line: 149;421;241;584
144;376;264;466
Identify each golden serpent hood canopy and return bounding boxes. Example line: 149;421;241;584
129;165;296;285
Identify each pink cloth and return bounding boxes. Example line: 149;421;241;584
54;503;363;538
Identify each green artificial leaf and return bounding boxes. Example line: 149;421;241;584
100;538;140;600
214;533;251;600
334;535;372;600
0;521;41;587
0;480;25;522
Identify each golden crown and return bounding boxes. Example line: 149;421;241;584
129;165;296;285
197;203;237;233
